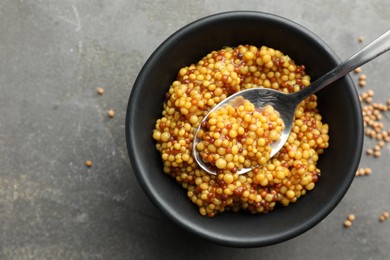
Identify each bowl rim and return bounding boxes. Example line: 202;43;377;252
125;10;363;247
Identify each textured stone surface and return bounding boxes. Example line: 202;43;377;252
1;0;390;259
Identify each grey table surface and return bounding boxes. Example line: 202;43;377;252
1;0;390;259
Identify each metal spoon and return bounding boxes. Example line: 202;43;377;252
193;30;390;175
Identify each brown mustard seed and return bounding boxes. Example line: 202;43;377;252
85;160;92;167
107;109;115;118
358;36;365;43
97;87;104;95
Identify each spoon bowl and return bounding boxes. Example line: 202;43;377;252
193;88;297;175
193;29;390;175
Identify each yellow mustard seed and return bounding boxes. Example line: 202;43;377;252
85;160;92;167
96;87;104;95
343;219;352;228
107;109;115;118
359;80;366;87
347;214;356;222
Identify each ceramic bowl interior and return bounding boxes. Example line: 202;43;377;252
126;11;363;247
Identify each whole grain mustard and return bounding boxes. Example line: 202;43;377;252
153;45;329;217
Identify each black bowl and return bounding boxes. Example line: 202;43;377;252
125;11;363;247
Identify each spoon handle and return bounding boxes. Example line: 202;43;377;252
293;29;390;102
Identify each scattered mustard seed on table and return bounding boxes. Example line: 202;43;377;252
107;109;115;118
359;88;390;157
374;150;381;158
85;160;92;167
343;219;353;228
353;39;390;229
347;214;356;222
379;211;389;222
355;168;372;176
343;214;356;228
97;87;105;95
359;74;367;81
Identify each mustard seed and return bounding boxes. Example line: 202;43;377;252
376;133;383;140
359;80;366;87
85;160;92;167
366;148;373;155
359;74;367;81
343;219;352;228
97;87;104;95
357;168;365;176
358;36;365;43
354;67;362;73
347;214;356;222
153;45;329;217
374;150;381;158
197;100;284;171
379;212;388;222
107;109;115;118
367;89;374;97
